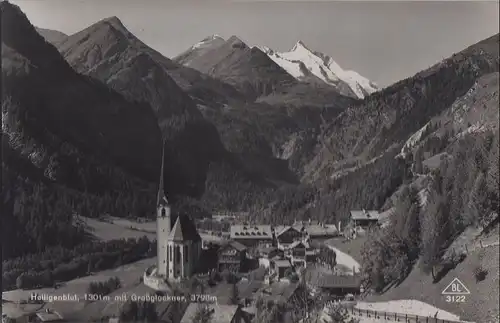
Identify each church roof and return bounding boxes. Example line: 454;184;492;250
168;215;201;242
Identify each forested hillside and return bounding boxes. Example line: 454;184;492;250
249;34;498;227
303;34;499;182
361;127;499;292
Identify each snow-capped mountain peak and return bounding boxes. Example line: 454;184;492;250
291;40;310;52
261;40;378;99
191;34;225;49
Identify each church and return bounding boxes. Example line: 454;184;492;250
147;143;202;284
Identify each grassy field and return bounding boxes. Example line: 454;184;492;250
82;216;156;241
82;216;223;243
325;236;367;264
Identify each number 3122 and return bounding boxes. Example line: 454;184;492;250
445;295;466;303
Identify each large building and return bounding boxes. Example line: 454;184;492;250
230;224;273;247
275;221;339;243
145;144;202;285
349;210;381;228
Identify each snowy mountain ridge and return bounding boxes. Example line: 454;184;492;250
258;40;378;99
191;34;224;49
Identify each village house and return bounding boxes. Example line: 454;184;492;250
217;240;247;272
180;303;248;323
237;280;300;310
304;223;339;240
308;272;362;299
290;220;339;241
238;280;264;307
257;246;283;268
349;210;381;228
257;281;300;305
274;225;304;249
230;224;273;247
285;240;312;268
271;258;294;280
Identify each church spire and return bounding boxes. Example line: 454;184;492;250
157;138;169;207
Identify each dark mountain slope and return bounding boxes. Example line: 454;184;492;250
256;82;359;109
2;5;161;181
303;34;500;182
54;17;233;197
1;2;162;258
399;71;499;162
35;27;68;45
54;16;297;206
173;35;298;99
57;18;245;108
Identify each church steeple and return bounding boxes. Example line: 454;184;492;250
157;138;169;207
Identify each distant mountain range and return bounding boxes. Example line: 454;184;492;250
176;35;378;99
174;35;299;99
259;41;378;99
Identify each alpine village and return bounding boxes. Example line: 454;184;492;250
1;2;499;323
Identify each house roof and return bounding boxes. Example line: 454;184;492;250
276;225;302;237
238;280;264;300
304;224;338;236
219;240;247;253
350;210;381;221
230;224;272;239
289;240;309;249
228;240;247;251
309;272;361;289
35;311;63;322
180;303;239;323
258;246;279;255
273;259;292;268
258;282;300;303
168;214;201;242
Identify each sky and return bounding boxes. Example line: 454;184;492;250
9;0;499;87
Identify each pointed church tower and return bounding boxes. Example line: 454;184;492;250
156;139;171;276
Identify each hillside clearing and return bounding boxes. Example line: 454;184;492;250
325;236;367;264
365;245;499;323
325;243;361;274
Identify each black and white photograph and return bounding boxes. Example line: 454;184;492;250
1;0;499;322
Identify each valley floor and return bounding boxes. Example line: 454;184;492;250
81;215;222;243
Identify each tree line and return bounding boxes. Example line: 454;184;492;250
3;236;155;291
